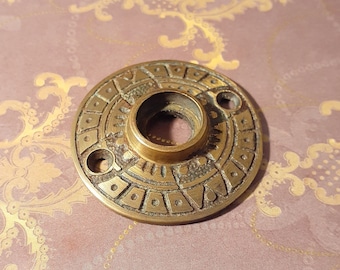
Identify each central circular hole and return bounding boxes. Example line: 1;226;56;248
136;91;202;146
146;112;192;146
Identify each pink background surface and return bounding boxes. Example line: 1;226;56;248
0;1;340;269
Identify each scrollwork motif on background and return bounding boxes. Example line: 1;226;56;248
69;0;289;70
0;73;91;269
254;100;340;217
1;0;17;5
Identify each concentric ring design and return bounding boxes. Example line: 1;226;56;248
71;60;263;224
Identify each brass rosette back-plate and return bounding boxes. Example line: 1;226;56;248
71;60;263;225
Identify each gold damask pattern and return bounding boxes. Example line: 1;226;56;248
103;221;138;269
254;100;340;217
69;0;288;70
250;209;340;257
1;0;16;5
0;73;91;269
1;0;339;269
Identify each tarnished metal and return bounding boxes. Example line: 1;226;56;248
71;60;263;225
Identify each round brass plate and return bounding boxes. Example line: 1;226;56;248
71;60;263;225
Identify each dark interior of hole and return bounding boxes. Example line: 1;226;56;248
136;92;201;144
87;150;113;173
217;92;240;110
219;98;236;109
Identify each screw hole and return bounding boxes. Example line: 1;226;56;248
87;149;113;174
217;91;241;110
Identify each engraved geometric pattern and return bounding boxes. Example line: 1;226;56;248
0;0;339;269
72;60;262;224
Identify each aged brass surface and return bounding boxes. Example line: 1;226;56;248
71;60;263;225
